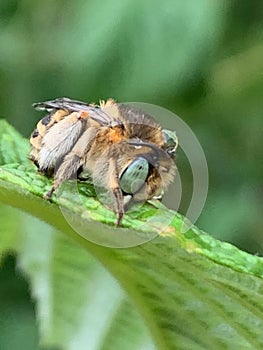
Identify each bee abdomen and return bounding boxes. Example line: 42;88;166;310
30;109;70;170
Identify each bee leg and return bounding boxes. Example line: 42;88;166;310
113;188;124;226
43;154;83;200
44;186;56;200
43;128;96;200
108;158;124;226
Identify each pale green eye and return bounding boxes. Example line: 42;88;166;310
120;157;149;194
162;129;178;156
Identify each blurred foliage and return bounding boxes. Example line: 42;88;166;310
0;255;40;350
0;0;262;349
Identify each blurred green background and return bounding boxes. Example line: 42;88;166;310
0;0;262;349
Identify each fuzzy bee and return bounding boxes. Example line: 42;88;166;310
30;98;178;225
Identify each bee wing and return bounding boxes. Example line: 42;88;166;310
33;97;115;127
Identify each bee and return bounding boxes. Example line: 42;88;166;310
30;97;178;225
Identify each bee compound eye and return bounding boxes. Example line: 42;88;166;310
120;157;149;194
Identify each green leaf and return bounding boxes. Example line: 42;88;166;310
0;207;153;349
1;119;263;349
0;119;30;165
